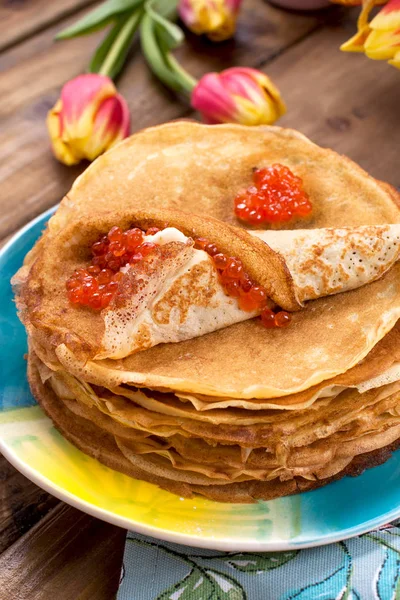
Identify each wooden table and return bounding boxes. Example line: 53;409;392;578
0;0;399;597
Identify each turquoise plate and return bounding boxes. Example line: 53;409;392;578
1;208;400;551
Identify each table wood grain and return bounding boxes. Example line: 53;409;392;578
0;504;126;600
0;0;399;598
0;0;98;52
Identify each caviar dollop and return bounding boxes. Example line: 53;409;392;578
66;225;160;310
66;225;291;329
234;164;312;225
195;237;291;329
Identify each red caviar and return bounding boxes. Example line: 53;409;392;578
234;164;312;225
67;225;292;328
194;238;291;329
66;226;160;310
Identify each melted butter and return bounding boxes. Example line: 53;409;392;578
147;227;189;245
120;227;207;274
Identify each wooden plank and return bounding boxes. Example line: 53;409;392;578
0;455;59;554
267;21;400;189
0;0;330;243
0;503;126;600
0;0;99;53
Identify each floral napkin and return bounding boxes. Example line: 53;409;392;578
118;521;400;599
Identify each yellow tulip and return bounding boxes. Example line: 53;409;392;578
340;0;400;69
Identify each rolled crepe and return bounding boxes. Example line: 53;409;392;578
14;209;400;360
103;224;400;358
14;208;295;361
252;224;400;303
101;227;260;358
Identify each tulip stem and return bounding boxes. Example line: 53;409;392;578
152;0;179;20
163;50;197;92
98;9;142;78
141;13;196;95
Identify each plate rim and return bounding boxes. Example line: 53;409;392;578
2;207;400;551
3;435;400;551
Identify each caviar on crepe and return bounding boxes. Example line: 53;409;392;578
234;164;312;225
66;225;291;329
195;237;291;328
66;225;160;310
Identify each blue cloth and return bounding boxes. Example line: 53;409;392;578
118;521;400;599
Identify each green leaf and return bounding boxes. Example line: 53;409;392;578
154;19;182;50
90;9;142;79
89;16;126;73
223;551;298;572
140;2;195;94
140;13;182;91
207;569;247;600
56;0;143;39
156;566;216;600
146;1;183;49
150;0;178;19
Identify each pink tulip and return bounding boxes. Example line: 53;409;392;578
191;67;286;125
179;0;242;41
47;74;130;166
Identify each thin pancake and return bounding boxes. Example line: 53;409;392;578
29;351;400;502
252;225;400;303
47;364;400;451
45;122;400;236
29;323;400;412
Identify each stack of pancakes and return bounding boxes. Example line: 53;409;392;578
14;122;400;502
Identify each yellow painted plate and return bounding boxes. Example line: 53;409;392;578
2;208;400;550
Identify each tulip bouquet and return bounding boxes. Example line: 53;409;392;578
335;0;400;68
49;0;286;165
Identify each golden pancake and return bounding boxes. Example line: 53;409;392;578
55;264;400;398
19;205;400;364
44;122;400;236
29;351;400;502
29;323;400;412
46;362;400;455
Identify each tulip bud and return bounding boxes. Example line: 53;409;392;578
179;0;242;41
47;74;130;166
191;67;286;126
